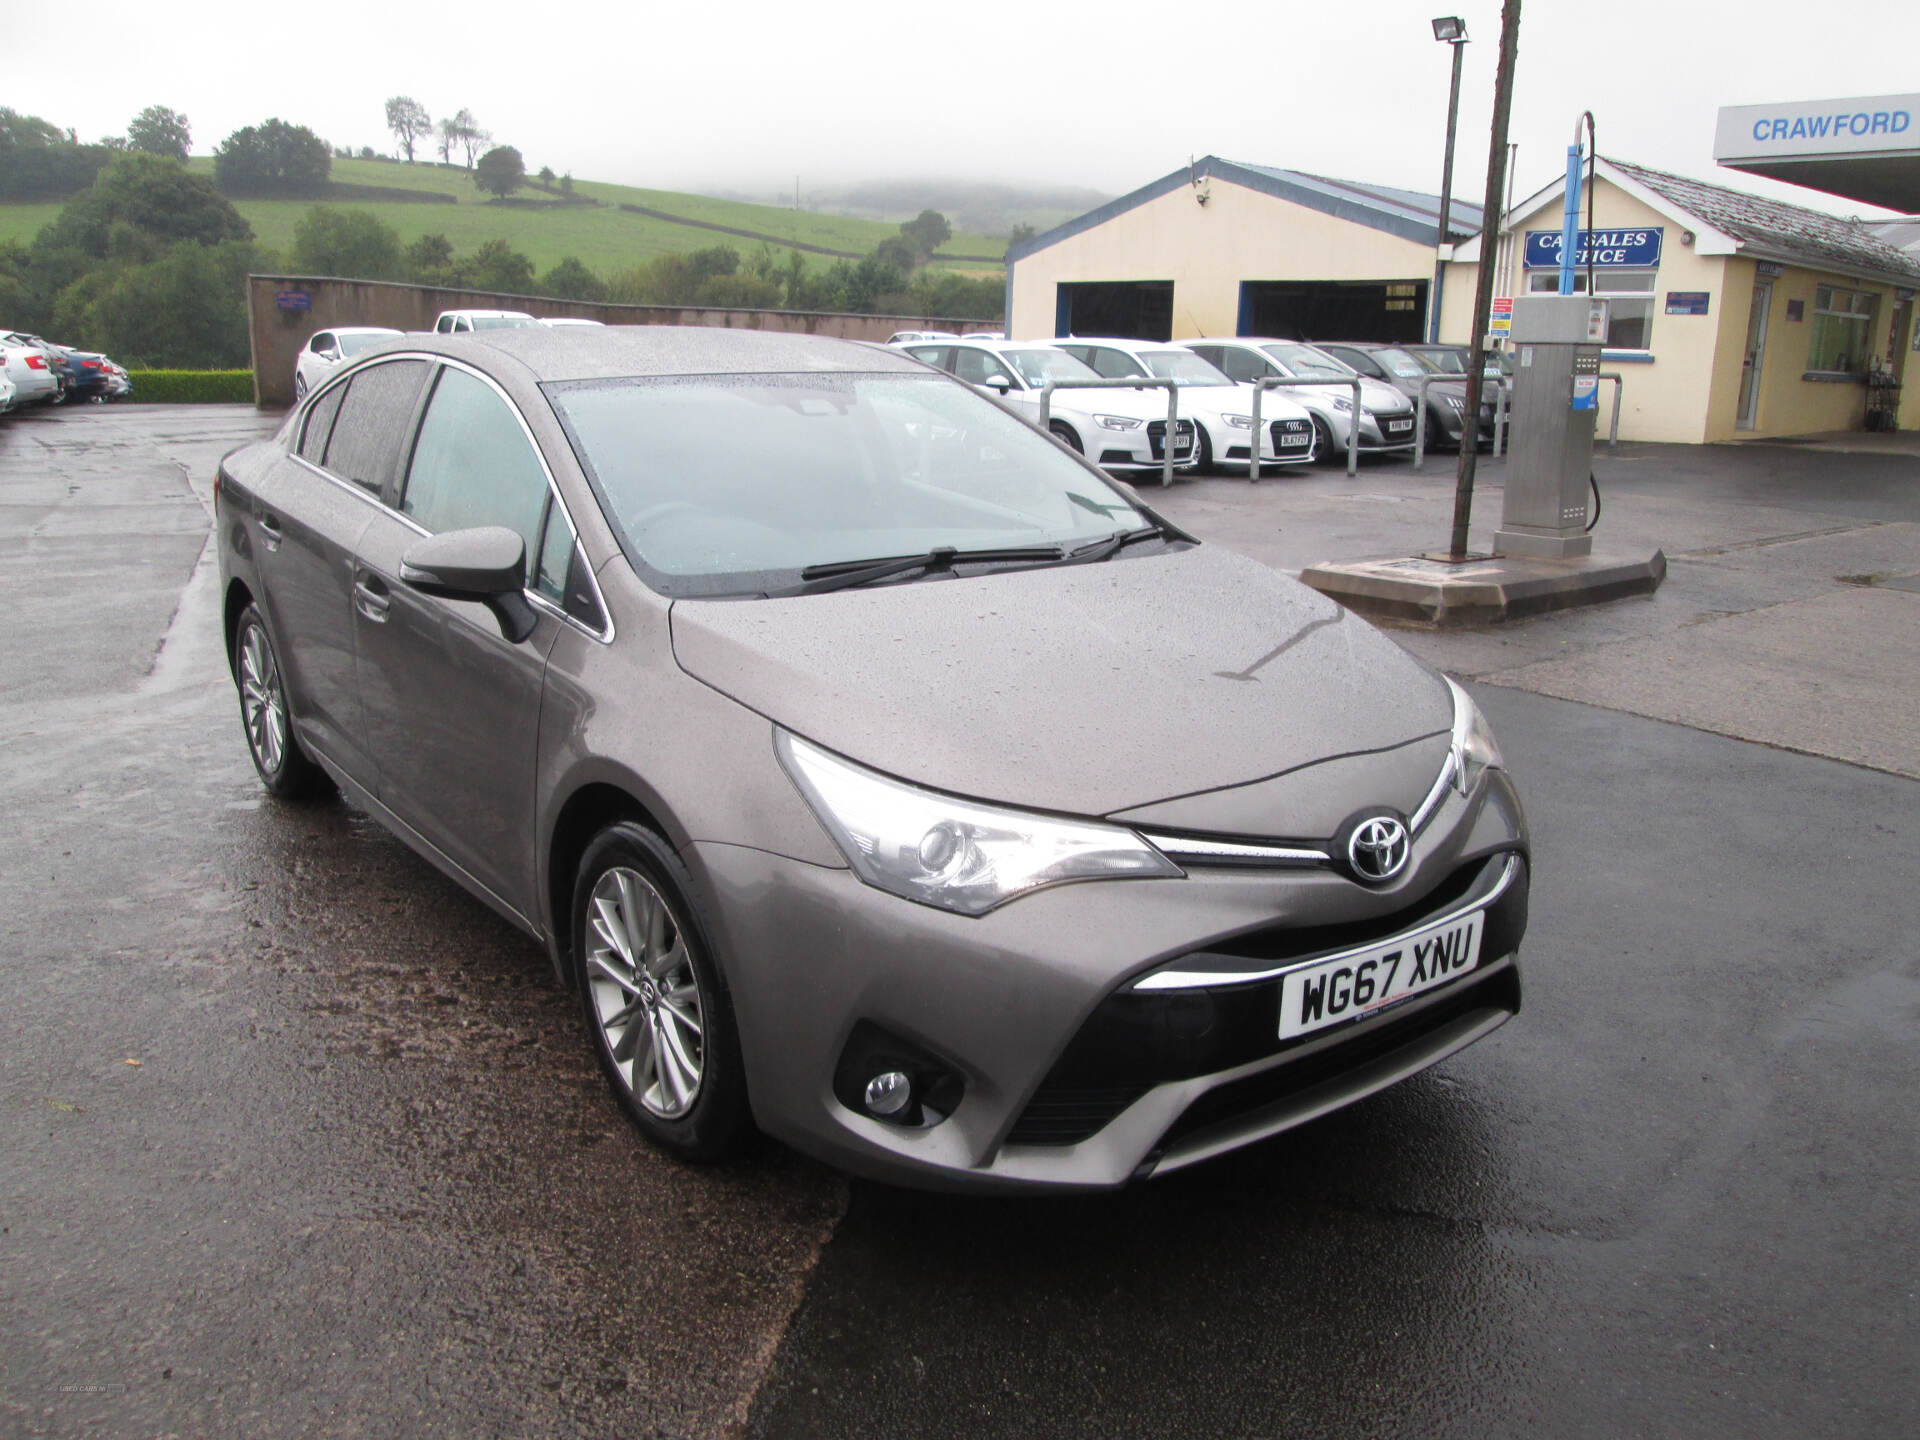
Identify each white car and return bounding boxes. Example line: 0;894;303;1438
1;332;62;407
432;309;539;334
0;372;16;413
900;337;1197;473
293;327;403;400
539;317;605;329
886;330;958;346
1178;338;1418;458
1053;338;1318;472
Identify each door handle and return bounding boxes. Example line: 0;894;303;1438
353;572;390;623
257;513;283;551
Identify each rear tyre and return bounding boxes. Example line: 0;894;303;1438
293;373;308;400
573;822;749;1163
1049;420;1083;454
234;604;331;800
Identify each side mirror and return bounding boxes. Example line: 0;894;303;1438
984;374;1012;394
399;526;537;642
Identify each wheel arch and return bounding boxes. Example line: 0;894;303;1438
543;777;677;989
222;577;255;678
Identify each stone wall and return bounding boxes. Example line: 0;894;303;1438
245;274;993;408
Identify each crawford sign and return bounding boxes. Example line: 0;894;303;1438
1523;228;1663;269
1716;94;1918;160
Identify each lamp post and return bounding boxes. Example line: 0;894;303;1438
1428;16;1469;344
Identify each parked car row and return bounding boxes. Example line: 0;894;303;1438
1;329;133;414
294;312;603;398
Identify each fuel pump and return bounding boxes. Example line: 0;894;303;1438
1494;112;1604;560
1493;294;1606;558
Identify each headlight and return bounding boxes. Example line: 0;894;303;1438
776;731;1182;915
1094;414;1141;431
1445;678;1503;795
1443;395;1464;412
1223;413;1254;429
1330;395;1353;412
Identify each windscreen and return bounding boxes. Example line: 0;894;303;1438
1371;348;1430;379
1002;349;1099;388
337;332;393;357
1141;351;1232;385
471;314;538;330
549;371;1151;597
1260;344;1352;379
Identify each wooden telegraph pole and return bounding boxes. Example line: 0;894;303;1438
1447;0;1523;561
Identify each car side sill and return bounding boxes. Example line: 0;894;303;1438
306;740;546;946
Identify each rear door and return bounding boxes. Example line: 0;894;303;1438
350;361;564;919
247;359;430;788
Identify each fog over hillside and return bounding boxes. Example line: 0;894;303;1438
701;178;1115;238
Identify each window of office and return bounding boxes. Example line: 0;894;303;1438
1525;268;1657;350
1807;285;1878;375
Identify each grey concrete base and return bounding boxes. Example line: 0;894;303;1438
1493;527;1594;559
1300;548;1667;628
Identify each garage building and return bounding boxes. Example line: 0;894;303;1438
1006;157;1481;347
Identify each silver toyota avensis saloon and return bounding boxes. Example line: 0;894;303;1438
216;327;1529;1192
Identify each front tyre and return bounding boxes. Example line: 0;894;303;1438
1049;420;1083;454
573;823;748;1162
234;604;330;799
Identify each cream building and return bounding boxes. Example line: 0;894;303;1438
1441;158;1920;441
1007;154;1920;443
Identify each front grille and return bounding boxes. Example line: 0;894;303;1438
1158;968;1519;1150
1001;854;1527;1146
1146;419;1196;459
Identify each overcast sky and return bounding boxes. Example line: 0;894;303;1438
7;0;1915;221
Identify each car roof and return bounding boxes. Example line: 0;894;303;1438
394;325;936;382
328;326;405;336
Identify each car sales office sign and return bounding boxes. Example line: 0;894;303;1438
1524;227;1663;269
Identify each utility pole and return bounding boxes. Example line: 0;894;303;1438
1447;0;1522;562
1428;21;1468;344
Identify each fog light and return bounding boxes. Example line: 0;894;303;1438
864;1070;913;1116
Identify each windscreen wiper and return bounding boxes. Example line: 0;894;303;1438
1064;520;1176;565
778;544;1065;597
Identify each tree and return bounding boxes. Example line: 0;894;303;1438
291;207;402;280
473;145;525;200
436;117;460;164
466;238;534;294
403;232;457;284
538;256;605;301
126;106;190;161
446;109;487;168
383;97;431;163
874;234;918;275
1005;222;1036;257
0;108;114;200
58;239;263;367
898;209;951;262
537;165;555;189
558;173;574;197
214;118;331;197
44;152;252;258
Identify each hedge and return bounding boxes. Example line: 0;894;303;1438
123;370;255;403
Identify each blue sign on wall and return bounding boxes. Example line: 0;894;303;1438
1523;227;1663;269
275;290;312;312
1665;291;1710;316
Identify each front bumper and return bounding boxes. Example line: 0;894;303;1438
1095;417;1197;471
690;768;1527;1192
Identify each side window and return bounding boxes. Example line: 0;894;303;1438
298;384;347;464
906;345;954;372
402;366;549;586
435;316;454;334
1333;349;1383;378
534;496;573;604
1216;347;1265;384
952;348;1006;386
321;360;430;493
1087;348;1147;379
454;317;472;333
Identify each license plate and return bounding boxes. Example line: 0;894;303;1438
1277;910;1483;1039
1386;418;1413;433
1278;432;1309;447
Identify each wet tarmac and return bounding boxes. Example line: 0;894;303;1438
3;405;1916;1439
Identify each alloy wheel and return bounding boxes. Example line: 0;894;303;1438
239;621;287;776
584;867;706;1118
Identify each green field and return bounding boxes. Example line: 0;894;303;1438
0;159;1007;279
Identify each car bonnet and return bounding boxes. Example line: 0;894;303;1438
668;544;1451;820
